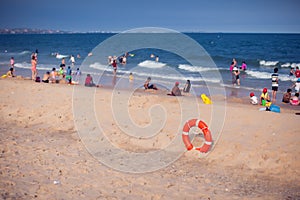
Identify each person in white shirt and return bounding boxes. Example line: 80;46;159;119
250;92;258;105
291;78;300;93
70;55;75;67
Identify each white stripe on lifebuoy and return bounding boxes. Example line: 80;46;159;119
196;119;201;127
205;141;212;145
182;131;189;135
187;121;192;130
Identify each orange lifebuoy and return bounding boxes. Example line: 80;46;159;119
182;119;212;153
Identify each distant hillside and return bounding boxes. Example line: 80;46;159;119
0;28;70;34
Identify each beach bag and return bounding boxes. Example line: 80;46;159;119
35;76;41;82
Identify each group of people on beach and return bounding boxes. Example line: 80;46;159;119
30;51;80;84
107;52;159;78
107;53;131;75
32;51;83;84
3;57;16;78
249;67;300;106
143;76;191;96
228;58;299;107
5;50;300;107
282;67;300;105
4;51;38;79
169;80;191;96
40;66;81;84
3;49;87;86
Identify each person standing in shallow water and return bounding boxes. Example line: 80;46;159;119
61;58;66;68
31;55;37;81
240;61;247;70
232;67;240;86
155;56;159;62
229;61;235;72
232;58;237;67
112;59;117;75
271;67;279;102
10;57;15;68
70;55;75;67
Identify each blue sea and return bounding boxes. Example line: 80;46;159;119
0;33;300;97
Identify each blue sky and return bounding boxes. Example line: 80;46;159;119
0;0;299;33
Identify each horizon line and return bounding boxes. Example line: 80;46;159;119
0;28;299;34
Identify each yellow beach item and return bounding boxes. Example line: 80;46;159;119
266;101;272;107
201;94;212;104
1;74;7;78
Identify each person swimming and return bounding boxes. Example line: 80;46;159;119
240;61;247;70
289;67;295;76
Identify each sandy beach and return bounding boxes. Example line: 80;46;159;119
0;78;299;200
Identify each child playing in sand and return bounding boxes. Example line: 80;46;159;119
6;68;15;77
58;66;64;76
144;77;158;90
249;92;258;105
66;66;72;84
260;88;270;105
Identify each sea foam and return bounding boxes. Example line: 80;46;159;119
259;60;279;66
15;62;58;71
178;64;218;72
89;62;220;84
138;60;166;68
246;69;292;81
281;62;300;68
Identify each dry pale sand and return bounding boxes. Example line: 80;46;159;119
0;78;299;200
